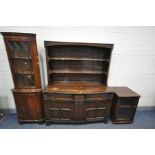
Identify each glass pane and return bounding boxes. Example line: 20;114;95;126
117;108;136;120
7;41;32;58
120;98;138;107
7;40;35;87
12;59;33;74
14;74;35;87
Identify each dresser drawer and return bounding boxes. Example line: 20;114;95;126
85;94;113;101
44;100;74;109
43;93;73;101
85;100;110;109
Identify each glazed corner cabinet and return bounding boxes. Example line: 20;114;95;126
1;32;44;124
1;32;140;125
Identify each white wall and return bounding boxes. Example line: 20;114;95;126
0;26;155;109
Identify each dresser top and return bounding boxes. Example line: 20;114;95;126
44;82;108;94
43;82;140;97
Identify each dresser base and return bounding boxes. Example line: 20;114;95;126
45;119;109;126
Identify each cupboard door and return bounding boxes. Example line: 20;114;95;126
14;74;35;87
6;40;36;88
44;100;74;122
11;59;33;73
44;100;60;120
117;108;137;121
84;101;110;121
60;101;74;121
13;92;43;121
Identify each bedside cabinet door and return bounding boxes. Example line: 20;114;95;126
117;107;137;121
117;97;139;121
110;95;140;124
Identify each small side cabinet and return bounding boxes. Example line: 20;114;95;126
13;89;44;124
110;87;140;124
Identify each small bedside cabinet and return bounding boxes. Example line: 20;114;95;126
110;87;140;124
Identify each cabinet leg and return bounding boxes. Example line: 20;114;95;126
104;120;108;124
38;121;44;125
45;121;51;126
19;121;23;125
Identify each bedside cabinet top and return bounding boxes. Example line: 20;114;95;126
107;87;140;98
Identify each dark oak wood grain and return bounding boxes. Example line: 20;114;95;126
43;41;114;124
1;34;140;125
